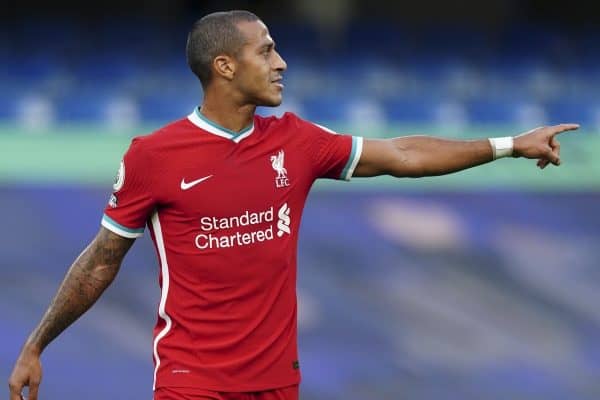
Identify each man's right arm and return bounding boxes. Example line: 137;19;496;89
353;124;578;178
8;226;134;400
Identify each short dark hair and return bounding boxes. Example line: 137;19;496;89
186;10;260;88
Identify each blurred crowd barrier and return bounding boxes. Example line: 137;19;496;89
1;188;599;399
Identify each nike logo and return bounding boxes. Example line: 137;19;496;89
180;175;213;190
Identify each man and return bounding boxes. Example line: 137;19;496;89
8;10;577;400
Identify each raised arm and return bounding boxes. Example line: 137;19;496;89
353;124;579;178
8;227;134;400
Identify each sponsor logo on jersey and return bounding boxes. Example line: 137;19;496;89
108;194;118;208
277;203;290;237
171;369;190;374
194;203;291;250
113;160;125;192
180;175;213;190
270;150;290;188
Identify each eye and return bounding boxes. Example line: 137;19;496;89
262;44;274;56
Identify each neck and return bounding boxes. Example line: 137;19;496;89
200;87;256;133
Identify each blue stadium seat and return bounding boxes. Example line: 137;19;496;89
301;95;353;124
0;20;599;130
54;93;99;123
545;100;598;127
0;85;23;121
466;99;524;125
383;97;439;123
137;89;200;124
54;89;130;123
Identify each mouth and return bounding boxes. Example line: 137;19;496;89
271;77;284;89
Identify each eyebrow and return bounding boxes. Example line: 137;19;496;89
260;40;275;50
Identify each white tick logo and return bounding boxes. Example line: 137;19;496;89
277;203;291;237
270;150;290;188
180;175;213;190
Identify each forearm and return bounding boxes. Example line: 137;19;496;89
389;135;494;177
24;228;131;354
355;124;578;178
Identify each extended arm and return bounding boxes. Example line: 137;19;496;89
354;124;579;178
8;227;134;400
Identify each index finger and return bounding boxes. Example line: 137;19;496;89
550;123;580;136
9;387;23;400
28;383;39;400
8;383;23;400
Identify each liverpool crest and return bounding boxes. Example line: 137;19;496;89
270;150;290;188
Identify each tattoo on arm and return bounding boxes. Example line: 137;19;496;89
27;227;134;353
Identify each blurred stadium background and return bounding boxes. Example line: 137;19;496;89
1;0;599;399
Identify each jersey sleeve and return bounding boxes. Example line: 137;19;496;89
101;138;155;238
293;115;363;181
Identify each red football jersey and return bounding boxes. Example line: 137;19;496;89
102;109;363;392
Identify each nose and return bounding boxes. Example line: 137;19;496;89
274;50;287;72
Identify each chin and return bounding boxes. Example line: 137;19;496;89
258;96;283;108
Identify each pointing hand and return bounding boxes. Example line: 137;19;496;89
512;124;579;169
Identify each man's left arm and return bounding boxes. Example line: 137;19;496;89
353;124;579;178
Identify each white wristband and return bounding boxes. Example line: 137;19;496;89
488;137;514;160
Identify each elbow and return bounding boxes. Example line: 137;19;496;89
75;243;122;285
92;263;121;280
389;169;426;178
389;158;427;178
388;140;428;178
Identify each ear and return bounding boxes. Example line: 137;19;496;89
213;55;236;81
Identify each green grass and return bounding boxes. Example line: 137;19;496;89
0;123;597;190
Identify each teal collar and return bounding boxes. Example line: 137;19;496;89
187;108;255;143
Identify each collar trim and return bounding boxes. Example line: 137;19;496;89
187;108;254;143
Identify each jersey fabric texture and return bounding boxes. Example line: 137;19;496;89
101;109;363;392
154;384;299;400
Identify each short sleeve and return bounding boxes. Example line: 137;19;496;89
294;115;363;181
101;138;155;238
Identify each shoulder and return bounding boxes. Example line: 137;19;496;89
254;112;309;131
254;112;338;138
130;117;193;152
279;112;340;131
